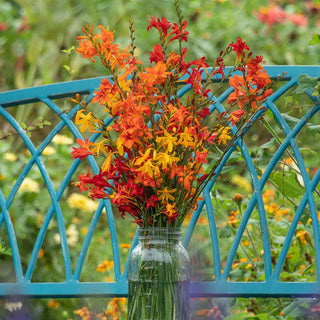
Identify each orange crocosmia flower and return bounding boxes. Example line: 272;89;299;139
109;49;131;71
92;78;120;106
228;109;245;125
228;74;247;107
76;39;97;62
97;25;114;43
143;61;169;86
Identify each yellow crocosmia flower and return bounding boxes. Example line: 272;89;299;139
134;148;153;166
156;128;178;153
91;139;108;156
216;126;231;145
116;137;125;156
136;159;159;177
178;127;195;148
155;152;180;169
75;109;97;133
165;202;177;218
158;187;176;202
117;78;132;92
101;153;113;172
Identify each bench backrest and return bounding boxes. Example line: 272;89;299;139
0;66;319;298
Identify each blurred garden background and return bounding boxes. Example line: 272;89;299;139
0;0;320;319
0;0;319;92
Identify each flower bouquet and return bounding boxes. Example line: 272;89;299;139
71;1;273;319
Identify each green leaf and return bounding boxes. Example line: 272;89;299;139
272;235;286;244
219;224;233;238
269;171;304;199
309;33;320;45
293;74;318;95
258;138;277;150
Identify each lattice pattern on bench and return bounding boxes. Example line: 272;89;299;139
0;66;319;298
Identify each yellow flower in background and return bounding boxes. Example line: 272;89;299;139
96;260;114;272
262;189;274;203
66;224;79;247
296;230;310;245
47;299;59;309
18;178;40;193
52;134;74;145
42;146;56;155
67;193;99;213
231;175;252;193
4;152;17;162
120;243;131;249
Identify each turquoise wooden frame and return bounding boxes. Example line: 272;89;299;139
0;66;319;298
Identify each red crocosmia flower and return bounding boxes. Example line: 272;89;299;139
147;16;171;39
75;170;92;192
197;108;210;119
89;186;108;200
195;151;207;164
168;21;189;43
146;195;159;209
71;138;94;160
229;37;250;62
149;44;165;63
186;69;204;94
189;56;209;69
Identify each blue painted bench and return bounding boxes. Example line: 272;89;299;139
0;65;319;299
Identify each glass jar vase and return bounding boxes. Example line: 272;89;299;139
127;227;190;320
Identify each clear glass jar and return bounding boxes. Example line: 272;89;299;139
127;227;190;320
